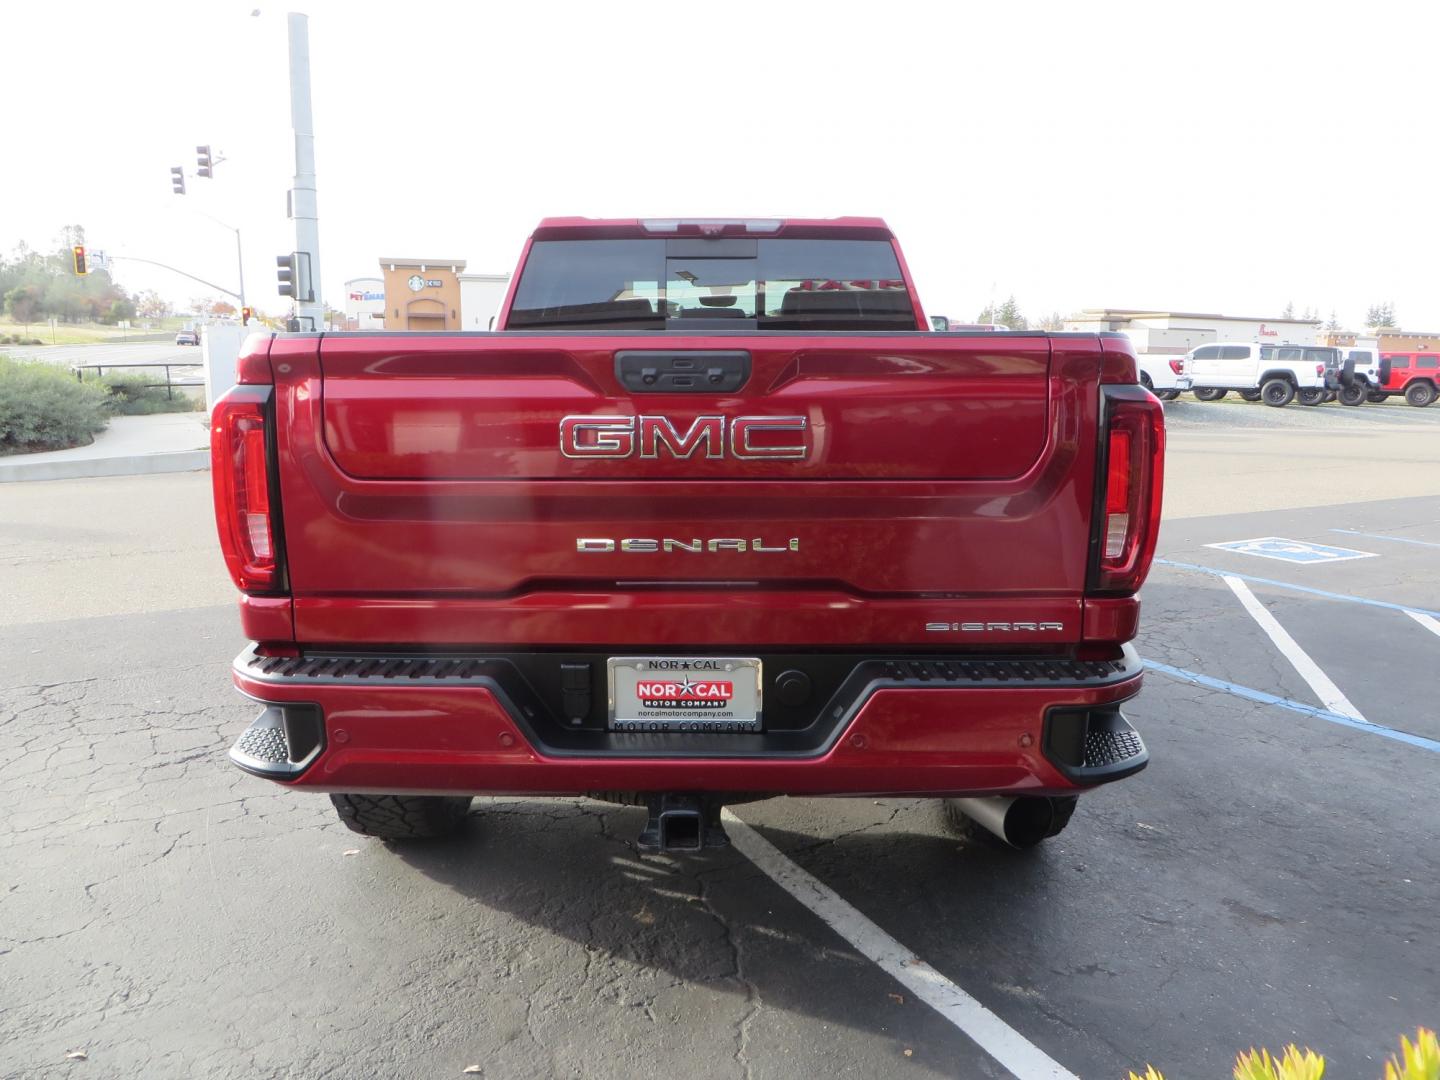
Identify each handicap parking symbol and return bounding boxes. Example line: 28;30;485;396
1205;536;1378;565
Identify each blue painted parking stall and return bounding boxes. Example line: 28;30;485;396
1205;536;1378;564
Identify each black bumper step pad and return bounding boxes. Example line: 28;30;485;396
230;644;1144;766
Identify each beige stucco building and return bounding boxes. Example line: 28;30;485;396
379;258;466;331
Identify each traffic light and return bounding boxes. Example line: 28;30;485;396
72;245;88;276
196;145;213;179
170;166;186;195
277;254;295;297
241;306;253;326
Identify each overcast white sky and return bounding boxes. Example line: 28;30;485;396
4;0;1437;328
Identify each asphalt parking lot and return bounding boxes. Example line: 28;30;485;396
2;400;1438;1079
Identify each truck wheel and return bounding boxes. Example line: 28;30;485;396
942;796;1078;849
1296;388;1325;406
1193;388;1227;401
1238;389;1262;402
1338;383;1367;406
1367;391;1390;403
1261;378;1295;406
1155;389;1180;401
329;793;471;840
1323;390;1338;403
1139;373;1153;391
1405;382;1437;407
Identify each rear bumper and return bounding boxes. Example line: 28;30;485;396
229;645;1148;798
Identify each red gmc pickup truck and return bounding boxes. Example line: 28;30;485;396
211;217;1164;853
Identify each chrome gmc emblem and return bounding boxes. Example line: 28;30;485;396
560;415;809;460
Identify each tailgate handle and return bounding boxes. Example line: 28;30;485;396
615;350;750;394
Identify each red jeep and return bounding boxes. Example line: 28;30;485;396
211;217;1164;853
1375;352;1439;407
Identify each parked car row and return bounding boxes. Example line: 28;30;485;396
1140;344;1437;407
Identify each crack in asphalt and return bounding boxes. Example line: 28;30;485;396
695;867;763;1080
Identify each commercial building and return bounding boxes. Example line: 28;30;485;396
379;258;466;331
1373;330;1440;352
459;272;511;331
1065;309;1321;356
343;277;385;331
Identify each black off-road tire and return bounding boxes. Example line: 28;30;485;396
330;793;472;840
1238;389;1262;402
1139;372;1153;391
1297;387;1325;406
1193;388;1227;401
941;795;1079;849
1155;389;1180;401
1367;391;1390;403
1338;383;1367;406
1405;381;1437;407
1261;378;1295;406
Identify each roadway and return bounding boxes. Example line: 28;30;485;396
3;340;204;368
2;402;1438;1078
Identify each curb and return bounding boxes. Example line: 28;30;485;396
0;449;210;483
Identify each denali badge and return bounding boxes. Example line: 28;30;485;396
926;621;1065;632
578;538;799;553
560;415;809;460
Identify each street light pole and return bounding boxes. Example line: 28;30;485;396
185;204;247;312
235;227;246;312
287;12;323;330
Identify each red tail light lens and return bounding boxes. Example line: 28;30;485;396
1316;364;1325;376
1168;359;1184;375
212;386;281;593
1092;391;1165;595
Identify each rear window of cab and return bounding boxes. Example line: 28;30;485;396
507;238;917;332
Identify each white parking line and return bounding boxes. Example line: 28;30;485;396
1405;609;1440;640
1223;575;1367;722
722;809;1079;1080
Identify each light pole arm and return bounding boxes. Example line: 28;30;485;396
106;255;242;303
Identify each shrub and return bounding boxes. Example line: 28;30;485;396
0;355;110;454
1387;1029;1440;1080
1126;1028;1438;1080
95;372;204;415
1232;1045;1325;1080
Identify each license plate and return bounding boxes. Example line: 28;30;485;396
607;657;762;733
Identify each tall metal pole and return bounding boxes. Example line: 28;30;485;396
234;227;246;312
288;12;323;329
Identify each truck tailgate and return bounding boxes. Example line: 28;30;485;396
270;332;1104;646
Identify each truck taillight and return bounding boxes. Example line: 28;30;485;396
1316;364;1325;376
1168;359;1184;375
212;386;281;593
1091;390;1165;595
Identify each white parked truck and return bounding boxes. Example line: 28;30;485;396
1185;342;1332;407
1136;354;1192;400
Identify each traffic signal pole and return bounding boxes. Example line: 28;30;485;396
287;12;323;329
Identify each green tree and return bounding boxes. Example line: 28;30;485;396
996;295;1027;330
1033;311;1065;330
106;297;137;323
4;284;43;326
977;296;1026;329
1282;301;1295;319
1366;302;1396;328
1325;310;1340;332
1;225;133;324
